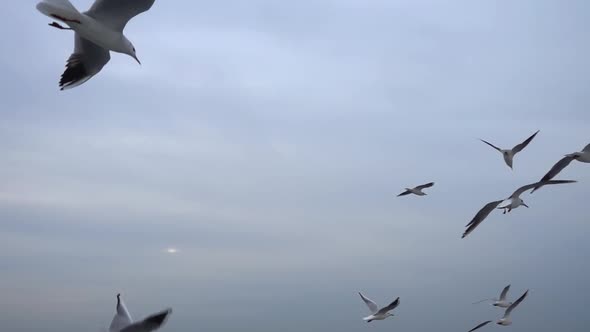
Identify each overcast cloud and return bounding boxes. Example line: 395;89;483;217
1;1;589;331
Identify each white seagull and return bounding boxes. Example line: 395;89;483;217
497;180;576;214
358;292;400;323
397;182;434;197
36;0;156;90
462;180;576;238
480;130;539;169
532;143;590;192
108;293;172;332
467;289;529;331
496;290;529;326
473;285;512;308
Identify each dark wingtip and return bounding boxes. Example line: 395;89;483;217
146;309;172;327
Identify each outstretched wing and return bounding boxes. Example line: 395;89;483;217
415;182;434;190
472;298;494;305
397;190;412;197
120;309;172;332
375;297;400;316
462;200;504;239
499;284;510;301
358;292;379;314
468;320;493;332
109;295;133;332
86;0;156;32
531;156;575;192
513;180;576;198
60;33;110;90
512;130;539;154
480;139;502;152
504;290;528;318
583;144;590;153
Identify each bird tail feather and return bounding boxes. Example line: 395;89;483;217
36;0;82;23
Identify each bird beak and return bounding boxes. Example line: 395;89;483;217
523;203;529;208
133;55;141;65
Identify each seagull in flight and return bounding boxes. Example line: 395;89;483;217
473;285;513;308
108;293;172;332
36;0;156;89
397;182;434;197
497;180;576;214
480;130;539;169
462;180;576;238
468;290;529;331
532;143;590;192
358;292;400;323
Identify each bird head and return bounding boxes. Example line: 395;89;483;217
122;37;141;65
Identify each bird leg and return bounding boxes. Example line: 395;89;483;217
48;22;72;30
498;204;512;214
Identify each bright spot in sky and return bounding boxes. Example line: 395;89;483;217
166;248;178;254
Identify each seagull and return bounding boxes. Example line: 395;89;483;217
473;285;513;308
108;293;172;332
531;143;590;192
397;182;434;196
497;289;529;326
462;180;576;238
467;290;529;331
497;180;576;214
36;0;156;90
358;292;400;323
480;130;539;169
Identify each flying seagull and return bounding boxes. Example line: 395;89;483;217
108;293;172;332
497;289;529;326
468;290;529;331
397;182;434;196
36;0;156;90
462;180;576;238
531;143;590;192
497;180;576;214
473;285;512;308
358;292;400;323
480;130;539;169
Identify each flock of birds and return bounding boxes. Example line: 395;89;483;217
387;131;588;331
33;0;589;331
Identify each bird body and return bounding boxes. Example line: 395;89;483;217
397;182;434;197
492;301;511;308
37;1;132;54
480;130;539;169
362;313;393;322
358;292;400;323
473;285;512;308
405;188;427;196
567;149;590;162
36;0;154;89
502;150;515;169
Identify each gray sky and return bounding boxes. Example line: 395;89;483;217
1;1;589;331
